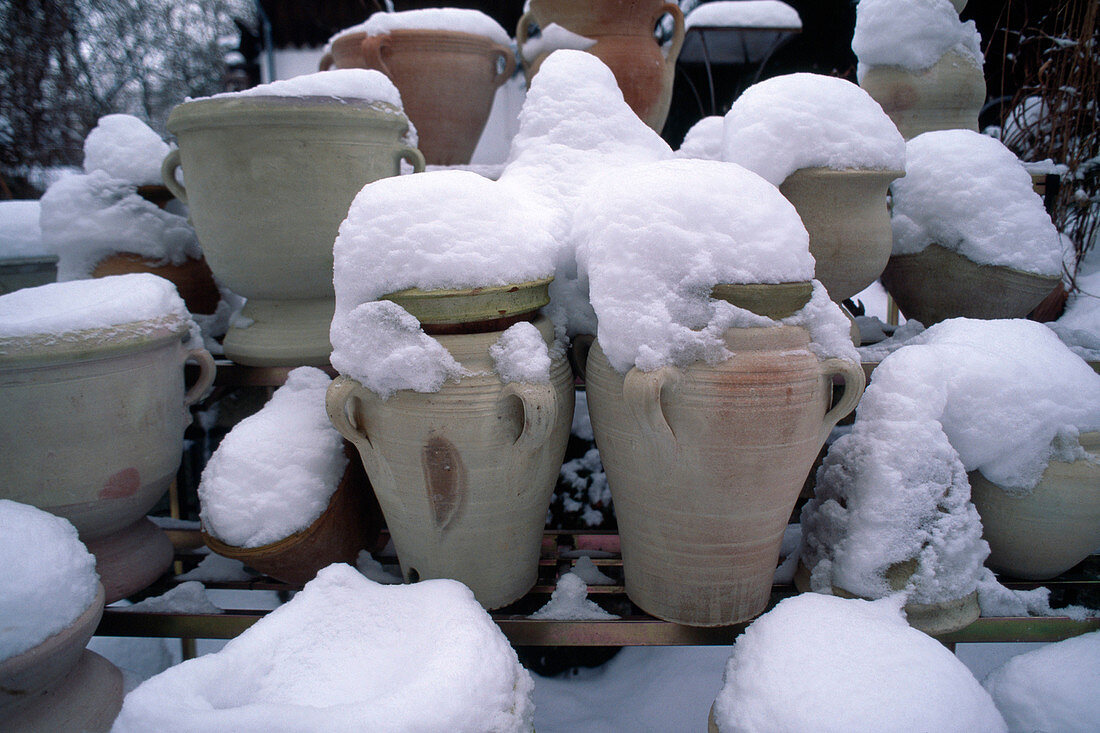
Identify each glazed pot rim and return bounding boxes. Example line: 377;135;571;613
0;315;192;367
710;281;813;319
0;582;104;673
382;277;554;326
783;166;906;181
167;95;410;134
889;243;1063;282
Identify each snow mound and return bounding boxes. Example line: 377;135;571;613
116;582;221;615
0;500;99;662
83;114;171;186
675;115;724;160
852;0;983;82
686;1;801;29
112;564;534;732
332;8;511;47
209;69;403;108
199;367;348;548
529;572;618;620
491;321;552;384
712;593;1006;732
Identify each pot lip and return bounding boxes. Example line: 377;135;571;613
0;315;192;367
382;276;554;326
0;582;104;673
167;95;409;134
710;280;813;319
337;26;511;46
0;254;59;267
888;243;1063;282
783;166;906;181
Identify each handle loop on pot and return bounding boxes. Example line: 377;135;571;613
818;357;866;444
658;2;686;63
161;149;187;204
624;365;680;449
395;146;426;173
183;347;216;407
362;34;392;77
491;44;517;87
319;51;334;71
501;382;556;452
326;376;374;450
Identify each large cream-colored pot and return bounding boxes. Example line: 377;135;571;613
970;432;1100;580
586;324;864;626
163;96;424;366
0;317;215;602
327;314;573;609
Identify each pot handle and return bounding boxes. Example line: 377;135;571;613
490;44;517;87
569;333;595;384
161;149;187;204
326;376;374;450
362;34;391;77
501;381;557;452
624;365;680;450
183;346;216;407
395;146;426;173
319;50;334;71
659;2;686;64
818;357;866;444
515;10;534;55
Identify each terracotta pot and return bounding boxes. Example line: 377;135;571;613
0;317;216;602
327;282;573;609
970;432;1100;580
201;442;382;586
92;253;220;316
164;95;424;366
879;243;1061;326
585;287;864;626
517;0;686;132
0;583;124;732
323;29;514;166
778;168;904;303
859;51;986;140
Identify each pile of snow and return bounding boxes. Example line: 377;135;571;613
891;130;1063;276
557;446;611;528
802;318;1100;605
1050;263;1100;360
208;69;404;110
199;367;347;548
490;320;553;384
852;0;983;82
115;582;222;615
112;564;534;732
685;1;802;30
976;568;1091;620
519;23;596;64
82;114;171;186
575;157;855;373
720;73;905;185
0;500;99;662
332;8;511;46
529;572;618;620
0;200;45;258
0;273;193;341
675;115;724;160
711;593;1007;731
983;631;1100;732
39;170;202;281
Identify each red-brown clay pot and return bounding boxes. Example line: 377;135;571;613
92;253;220;316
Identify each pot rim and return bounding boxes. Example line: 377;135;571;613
167;95;410;134
710;281;813;319
0;582;104;675
889;243;1063;282
0;315;192;368
783;166;906;182
382;276;554;326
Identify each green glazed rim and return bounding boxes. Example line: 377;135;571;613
710;281;814;319
382;277;553;325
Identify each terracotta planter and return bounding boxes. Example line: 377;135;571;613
859;51;986;140
323;29;514;166
585;285;864;626
201;442;382;586
970;432;1100;580
327;281;573;609
92;253;220;316
0;318;216;602
0;584;123;732
164;95;424;366
778;168;904;303
879;243;1061;326
517;0;685;132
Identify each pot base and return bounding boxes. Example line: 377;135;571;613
222;297;334;367
84;518;174;603
2;651;123;733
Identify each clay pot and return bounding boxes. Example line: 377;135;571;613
778;168;904;303
859;51;986;140
585;284;864;626
326;280;574;609
0;256;58;296
879;243;1061;326
518;0;686;132
201;442;382;586
92;253;220;316
0;584;124;732
164;95;424;366
0;317;216;602
322;29;514;166
970;432;1100;580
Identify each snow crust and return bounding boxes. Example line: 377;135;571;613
712;593;1007;732
982;631;1100;733
112;565;535;732
721;73;905;185
39;170;202;280
210;69;403;108
685;1;802;30
891;130;1062;275
802;318;1100;605
491;320;552;384
0;500;99;662
852;0;983;82
337;8;512;46
0;272;192;340
198;367;348;548
83;114;171;186
529;572;618;620
0;200;45;258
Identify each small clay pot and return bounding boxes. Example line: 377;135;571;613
92;253;220;316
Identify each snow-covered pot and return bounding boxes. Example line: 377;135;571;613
585;284;864;626
92;253;220;316
0;318;215;602
163;95;424;366
0;583;123;732
879;243;1061;326
969;432;1100;580
859;51;985;140
0;256;58;296
201;442;381;586
326;281;573;609
778;167;904;303
517;0;685;132
322;29;514;167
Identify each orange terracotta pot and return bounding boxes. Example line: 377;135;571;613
92;253;220;316
518;0;685;131
323;29;514;166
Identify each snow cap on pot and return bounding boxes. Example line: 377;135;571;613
349;7;511;45
83;114;171;186
852;0;983;83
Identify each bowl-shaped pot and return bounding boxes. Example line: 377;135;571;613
92;252;220;316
